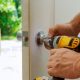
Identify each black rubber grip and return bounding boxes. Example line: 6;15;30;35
52;77;64;80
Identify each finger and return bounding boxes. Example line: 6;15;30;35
48;28;55;37
47;68;53;76
48;26;60;37
50;49;58;56
48;55;56;62
47;62;53;69
48;68;61;78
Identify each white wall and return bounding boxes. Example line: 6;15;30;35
55;0;80;24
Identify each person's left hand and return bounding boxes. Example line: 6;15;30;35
47;48;80;79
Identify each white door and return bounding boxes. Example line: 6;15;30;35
30;0;80;80
55;0;80;80
30;0;55;79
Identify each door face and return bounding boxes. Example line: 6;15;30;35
30;0;80;80
30;0;55;79
55;0;80;80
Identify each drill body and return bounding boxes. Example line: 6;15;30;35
44;36;80;52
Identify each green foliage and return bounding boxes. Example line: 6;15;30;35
0;0;22;39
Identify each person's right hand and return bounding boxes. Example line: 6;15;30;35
47;48;80;79
49;23;75;37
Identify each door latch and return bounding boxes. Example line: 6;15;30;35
22;31;29;47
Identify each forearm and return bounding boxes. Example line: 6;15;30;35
69;13;80;36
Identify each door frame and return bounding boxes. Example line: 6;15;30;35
22;0;30;80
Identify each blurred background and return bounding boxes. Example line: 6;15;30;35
0;0;22;40
0;0;22;80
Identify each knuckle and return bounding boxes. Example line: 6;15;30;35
47;69;53;76
50;49;54;53
50;49;56;55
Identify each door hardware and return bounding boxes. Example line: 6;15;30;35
22;31;29;47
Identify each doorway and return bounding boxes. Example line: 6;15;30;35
0;0;22;80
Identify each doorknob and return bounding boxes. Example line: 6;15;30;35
36;31;53;49
36;31;45;46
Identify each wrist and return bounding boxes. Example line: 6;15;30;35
68;22;80;36
70;13;80;35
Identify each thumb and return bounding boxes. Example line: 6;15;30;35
48;28;57;37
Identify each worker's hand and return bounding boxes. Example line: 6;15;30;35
48;24;75;37
47;48;80;79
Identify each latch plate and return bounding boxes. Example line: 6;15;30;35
22;31;29;47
